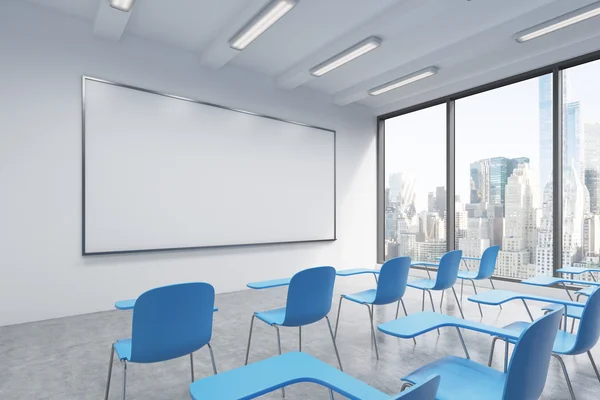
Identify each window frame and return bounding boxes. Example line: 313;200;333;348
377;49;600;282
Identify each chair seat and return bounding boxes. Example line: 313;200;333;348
114;338;132;361
502;321;577;354
577;286;596;297
255;307;286;326
402;356;505;400
342;289;377;305
407;279;436;290
541;304;583;320
457;271;478;280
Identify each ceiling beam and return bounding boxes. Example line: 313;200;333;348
93;0;134;41
199;0;271;70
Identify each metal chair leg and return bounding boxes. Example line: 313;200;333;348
440;290;444;310
488;336;499;366
470;280;483;318
455;327;470;359
421;290;425;311
504;340;509;373
395;300;400;319
570;318;576;334
460;279;464;303
244;314;256;365
325;316;343;371
401;382;414;391
121;360;127;400
489;278;502;309
366;304;380;360
552;354;576;400
451;287;465;319
207;343;218;375
274;325;285;398
426;290;440;335
334;296;344;338
400;299;417;345
190;352;195;382
521;299;534;321
588;351;600;384
104;342;115;400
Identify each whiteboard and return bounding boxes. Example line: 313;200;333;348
82;77;335;255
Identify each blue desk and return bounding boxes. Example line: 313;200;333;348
114;299;218;312
247;268;381;290
557;266;600;282
411;261;439;279
468;289;583;329
521;276;600;300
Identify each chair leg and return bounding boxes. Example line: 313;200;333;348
190;352;195;383
325;316;343;371
400;299;417;345
489;278;502;310
207;343;218;375
395;300;400;319
588;351;600;384
421;290;425;312
570;318;576;334
121;360;127;400
440;290;444;311
460;279;464;303
366;304;380;360
470;280;483;318
426;290;440;335
488;336;499;366
451;287;465;319
299;326;302;352
401;382;414;391
104;342;115;400
552;354;576;400
244;314;256;366
521;299;534;321
503;340;509;373
455;327;470;359
334;296;344;338
274;325;285;398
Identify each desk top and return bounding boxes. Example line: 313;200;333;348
468;289;584;307
246;268;381;290
557;266;600;274
521;276;600;287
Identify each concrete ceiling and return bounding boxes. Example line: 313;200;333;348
23;0;600;114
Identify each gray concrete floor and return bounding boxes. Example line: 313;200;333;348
0;274;598;399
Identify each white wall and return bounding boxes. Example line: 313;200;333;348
0;1;377;326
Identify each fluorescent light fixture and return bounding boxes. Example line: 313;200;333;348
109;0;135;12
310;37;382;77
368;66;439;96
515;1;600;43
229;0;298;51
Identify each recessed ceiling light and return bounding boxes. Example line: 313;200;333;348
309;37;382;77
229;0;298;51
515;1;600;43
368;67;439;96
109;0;135;12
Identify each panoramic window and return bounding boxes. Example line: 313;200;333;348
383;104;446;262
454;75;553;279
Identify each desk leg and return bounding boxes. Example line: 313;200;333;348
521;299;534;321
560;282;573;301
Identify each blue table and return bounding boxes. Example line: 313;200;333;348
246;268;381;290
557;266;600;282
435;255;480;272
521;276;600;300
411;261;440;279
114;299;218;312
468;289;583;330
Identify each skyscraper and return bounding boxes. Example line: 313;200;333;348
539;74;553;194
584;123;600;214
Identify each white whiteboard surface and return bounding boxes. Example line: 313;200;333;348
83;77;335;255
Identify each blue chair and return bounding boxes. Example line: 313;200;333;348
334;256;413;359
457;245;500;317
244;266;341;398
104;282;218;400
189;352;440;400
490;287;600;399
400;307;563;399
409;250;464;320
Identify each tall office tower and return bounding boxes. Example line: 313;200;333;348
584;123;600;213
418;211;445;241
538;74;553;196
496;164;538;279
470;159;489;204
385;206;398;241
388;172;416;213
563;164;589;266
416;240;446;262
564;101;583;181
459;218;491;258
455;202;468;250
427;192;435;212
435;186;446;217
536;182;554;277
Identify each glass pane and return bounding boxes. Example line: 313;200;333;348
455;74;553;279
384;105;446;262
561;60;600;282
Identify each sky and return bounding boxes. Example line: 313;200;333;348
385;59;600;213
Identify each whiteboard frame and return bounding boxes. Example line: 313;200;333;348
81;76;336;256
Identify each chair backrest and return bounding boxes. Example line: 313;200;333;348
391;375;440;400
373;256;411;305
130;282;215;363
475;245;500;279
503;308;562;399
432;250;462;290
570;286;600;354
282;266;336;327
